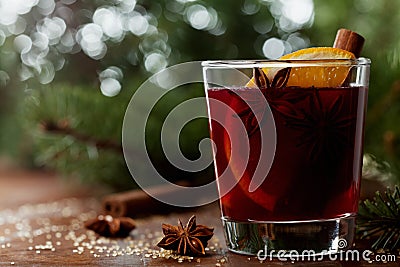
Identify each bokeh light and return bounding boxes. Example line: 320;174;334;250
145;52;168;73
37;17;66;45
262;37;285;59
57;29;76;53
185;4;218;32
14;35;32;54
37;0;56;16
268;0;314;33
281;0;313;26
119;0;137;13
242;0;260;15
93;7;124;40
127;12;149;36
99;66;123;82
0;0;38;26
100;78;121;97
99;66;123;97
8;17;27;35
77;23;107;60
0;0;315;84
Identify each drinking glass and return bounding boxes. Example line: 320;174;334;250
202;58;370;255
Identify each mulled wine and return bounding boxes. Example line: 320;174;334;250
207;86;368;222
202;55;370;255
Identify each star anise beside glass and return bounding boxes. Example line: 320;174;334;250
157;215;214;256
84;215;136;237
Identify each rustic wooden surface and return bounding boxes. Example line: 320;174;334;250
0;166;398;266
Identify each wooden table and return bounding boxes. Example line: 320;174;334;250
0;166;398;266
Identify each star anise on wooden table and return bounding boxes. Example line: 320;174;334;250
157;215;214;256
84;215;136;237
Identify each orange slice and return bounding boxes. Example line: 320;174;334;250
248;47;356;88
279;47;355;60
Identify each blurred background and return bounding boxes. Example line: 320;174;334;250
0;0;398;192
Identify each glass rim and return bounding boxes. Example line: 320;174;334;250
201;57;371;68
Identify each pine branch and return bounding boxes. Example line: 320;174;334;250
357;186;400;251
40;119;122;153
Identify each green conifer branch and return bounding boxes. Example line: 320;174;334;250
40;119;122;153
357;186;400;250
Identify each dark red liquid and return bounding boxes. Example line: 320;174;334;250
207;86;368;221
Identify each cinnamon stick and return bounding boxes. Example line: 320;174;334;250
333;28;365;57
102;182;189;217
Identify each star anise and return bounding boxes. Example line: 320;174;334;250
232;67;295;136
253;67;291;89
286;88;356;162
231;89;271;136
233;91;306;136
84;215;136;237
157;215;214;256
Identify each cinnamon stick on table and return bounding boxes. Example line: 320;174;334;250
102;182;189;217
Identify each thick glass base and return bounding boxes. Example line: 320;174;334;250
222;215;355;256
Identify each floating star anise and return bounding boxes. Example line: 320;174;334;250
231;89;271;136
286;88;356;162
157;215;214;256
231;67;296;136
84;215;136;237
232;90;307;136
253;67;291;89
